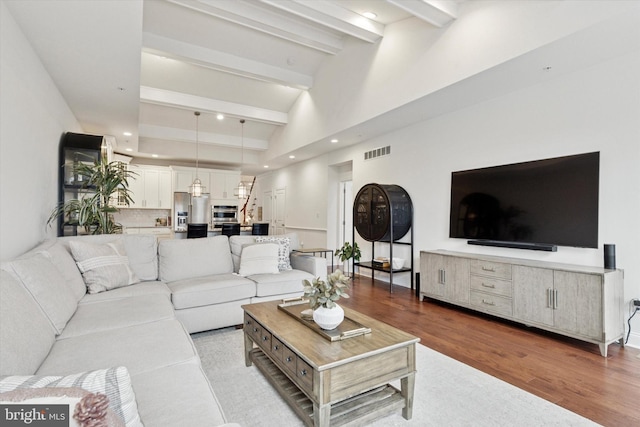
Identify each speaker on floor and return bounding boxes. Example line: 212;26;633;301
604;244;616;269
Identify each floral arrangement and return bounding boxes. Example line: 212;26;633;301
303;269;350;310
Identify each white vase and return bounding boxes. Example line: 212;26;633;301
313;304;345;330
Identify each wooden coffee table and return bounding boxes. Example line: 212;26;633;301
242;300;419;426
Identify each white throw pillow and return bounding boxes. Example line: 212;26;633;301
69;240;139;294
238;243;280;276
0;367;141;427
254;237;292;271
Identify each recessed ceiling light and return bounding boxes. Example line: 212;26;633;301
151;154;159;158
264;165;269;168
217;113;224;120
331;139;339;144
125;148;133;152
123;131;132;136
289;155;295;159
363;11;377;19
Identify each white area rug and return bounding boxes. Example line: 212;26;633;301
192;328;599;426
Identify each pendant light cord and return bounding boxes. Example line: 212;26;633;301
195;111;200;179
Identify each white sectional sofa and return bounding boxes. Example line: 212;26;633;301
0;233;324;426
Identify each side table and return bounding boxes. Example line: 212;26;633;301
292;248;334;272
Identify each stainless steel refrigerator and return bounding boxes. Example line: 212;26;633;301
174;192;210;233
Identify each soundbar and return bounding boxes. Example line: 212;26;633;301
468;240;558;252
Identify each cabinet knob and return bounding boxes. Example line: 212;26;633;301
286;356;292;363
300;369;307;376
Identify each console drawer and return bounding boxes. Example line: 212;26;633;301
470;260;511;279
470;291;512;316
470;275;512;298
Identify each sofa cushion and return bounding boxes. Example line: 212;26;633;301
5;253;78;334
228;235;257;272
254;236;293;271
79;281;171;304
59;235;159;281
36;320;198;377
238;243;279;276
59;294;176;339
249;268;313;298
0;270;56;376
131;362;228;427
0;366;142;427
158;236;234;282
19;239;88;302
167;274;256;310
70;239;139;294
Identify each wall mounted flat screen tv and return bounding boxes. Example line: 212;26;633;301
449;152;599;250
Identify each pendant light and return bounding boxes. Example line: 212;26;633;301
189;111;206;197
235;119;248;199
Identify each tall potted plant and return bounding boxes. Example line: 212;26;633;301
48;154;136;234
334;241;361;277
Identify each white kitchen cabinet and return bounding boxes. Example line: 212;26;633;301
126;166;172;209
210;171;240;200
173;170;194;193
420;250;624;357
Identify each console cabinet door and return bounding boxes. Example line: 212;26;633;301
421;253;469;303
513;266;554;327
553;271;602;340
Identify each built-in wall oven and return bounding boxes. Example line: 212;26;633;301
211;205;238;227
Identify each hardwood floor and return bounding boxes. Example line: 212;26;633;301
339;275;640;427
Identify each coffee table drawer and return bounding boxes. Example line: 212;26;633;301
244;313;262;340
296;358;313;391
270;336;285;362
282;346;298;377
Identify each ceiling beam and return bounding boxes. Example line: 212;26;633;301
140;86;288;125
386;0;459;28
139;124;268;150
167;0;344;54
142;32;313;89
260;0;384;43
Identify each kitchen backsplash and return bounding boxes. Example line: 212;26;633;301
113;209;171;228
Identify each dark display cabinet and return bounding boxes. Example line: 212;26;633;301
352;183;414;293
57;132;105;236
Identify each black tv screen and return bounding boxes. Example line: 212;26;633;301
449;152;599;249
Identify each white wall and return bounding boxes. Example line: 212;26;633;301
268;49;640;346
0;2;82;261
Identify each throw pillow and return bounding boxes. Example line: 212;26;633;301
0;366;141;427
0;387;125;427
69;240;139;294
238;243;280;277
254;237;292;271
6;253;78;334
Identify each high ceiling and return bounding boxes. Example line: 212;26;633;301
5;0;464;174
5;1;639;176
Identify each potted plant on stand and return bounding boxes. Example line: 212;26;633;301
335;241;361;278
303;270;350;330
48;154;136;234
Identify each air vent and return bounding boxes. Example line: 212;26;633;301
364;145;391;161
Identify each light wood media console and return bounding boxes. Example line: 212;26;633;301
420;250;625;357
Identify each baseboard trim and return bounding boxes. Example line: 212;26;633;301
625;331;640;350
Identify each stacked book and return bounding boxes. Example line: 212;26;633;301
372;257;390;268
